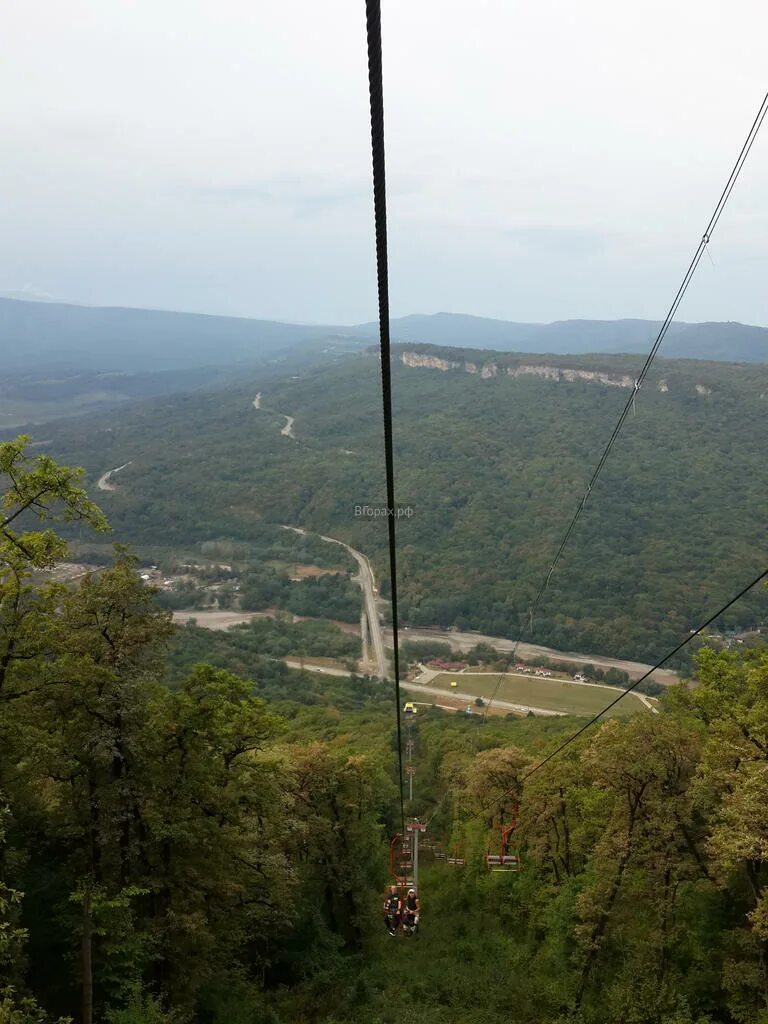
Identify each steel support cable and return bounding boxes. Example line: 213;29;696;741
365;0;406;837
482;89;768;722
522;566;768;780
424;789;450;828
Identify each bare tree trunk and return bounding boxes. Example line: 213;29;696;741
659;866;677;984
112;710;132;888
559;787;572;876
744;861;768;1009
575;789;646;1009
575;847;632;1007
549;855;562;885
81;886;93;1024
674;813;711;881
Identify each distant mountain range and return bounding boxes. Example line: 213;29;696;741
2;297;768;375
354;313;768;363
0;297;352;373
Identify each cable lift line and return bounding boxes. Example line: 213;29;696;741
522;565;768;781
365;0;406;839
363;0;766;881
482;88;768;722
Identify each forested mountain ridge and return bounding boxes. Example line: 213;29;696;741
364;312;768;362
4;297;768;379
31;343;768;665
0;297;362;374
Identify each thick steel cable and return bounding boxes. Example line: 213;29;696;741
365;0;406;837
482;89;768;721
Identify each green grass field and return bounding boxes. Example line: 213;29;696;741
428;671;650;718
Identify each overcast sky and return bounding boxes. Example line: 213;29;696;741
1;0;766;326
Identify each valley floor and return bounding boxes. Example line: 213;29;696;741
388;626;680;685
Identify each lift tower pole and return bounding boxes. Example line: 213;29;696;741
413;827;419;892
408;819;427;893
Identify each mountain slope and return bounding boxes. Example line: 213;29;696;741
37;343;768;665
0;297;358;373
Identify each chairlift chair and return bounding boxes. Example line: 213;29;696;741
388;833;414;888
446;839;465;866
486;802;522;872
486;823;521;871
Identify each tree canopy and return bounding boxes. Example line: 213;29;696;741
4;440;768;1024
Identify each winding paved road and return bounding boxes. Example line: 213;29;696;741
250;393;294;438
281;526;388;679
96;461;132;492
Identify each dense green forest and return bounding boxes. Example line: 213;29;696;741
238;568;361;622
29;343;768;664
5;438;768;1024
167;617;363;686
152;569;359;620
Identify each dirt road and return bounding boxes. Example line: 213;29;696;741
250;392;295;439
172;610;280;629
96;461;132;492
172;608;361;634
282;526;387;679
284;658;351;677
385;626;679;686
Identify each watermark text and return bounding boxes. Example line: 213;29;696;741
354;504;415;519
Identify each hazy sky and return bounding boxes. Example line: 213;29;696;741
1;0;766;326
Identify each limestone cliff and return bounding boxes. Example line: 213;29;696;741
400;351;461;372
400;351;634;388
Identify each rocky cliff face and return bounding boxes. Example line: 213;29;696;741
400;351;461;372
401;351;634;388
399;351;724;396
507;364;634;387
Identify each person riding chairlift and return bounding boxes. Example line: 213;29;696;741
402;888;420;932
383;885;401;934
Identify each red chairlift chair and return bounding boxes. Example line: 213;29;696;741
485;802;521;872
